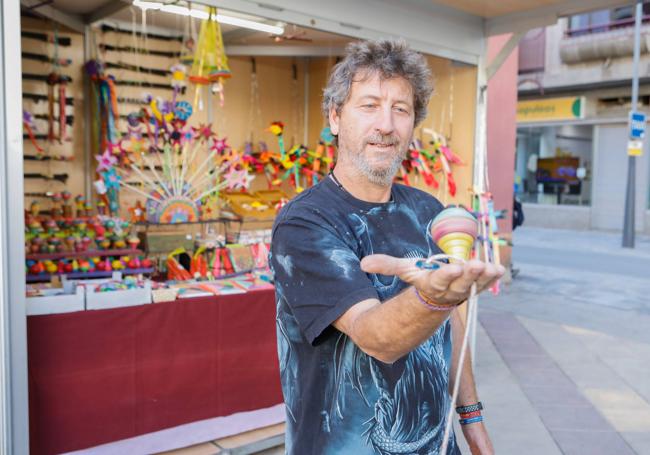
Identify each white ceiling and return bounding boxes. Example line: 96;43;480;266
21;0;633;62
45;0;111;16
34;0;632;21
24;0;350;47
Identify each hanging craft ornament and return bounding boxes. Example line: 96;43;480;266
170;63;187;106
85;60;120;155
101;167;122;214
266;122;330;192
184;7;231;106
174;100;193;122
418;127;464;200
43;27;71;144
96;148;118;172
318;127;336;175
403;138;439;189
268;121;286;160
23;111;45;154
247;58;262;142
86;59;122;214
119;113;146;157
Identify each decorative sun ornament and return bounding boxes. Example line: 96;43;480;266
117;138;248;224
148;196;201;224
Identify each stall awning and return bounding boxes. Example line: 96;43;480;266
22;0;632;64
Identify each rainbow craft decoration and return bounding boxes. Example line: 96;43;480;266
117;140;235;224
430;206;478;262
147;195;201;224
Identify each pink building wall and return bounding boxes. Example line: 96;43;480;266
487;35;519;266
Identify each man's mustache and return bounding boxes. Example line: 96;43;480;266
363;135;399;147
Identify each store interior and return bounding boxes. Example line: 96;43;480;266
23;2;478;296
515;124;593;206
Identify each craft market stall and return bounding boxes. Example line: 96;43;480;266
1;0;610;453
17;2;492;453
17;2;487;453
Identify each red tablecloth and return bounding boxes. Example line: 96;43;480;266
27;289;283;455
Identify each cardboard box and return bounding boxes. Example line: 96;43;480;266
143;232;195;254
26;283;85;315
151;287;179;303
85;280;152;310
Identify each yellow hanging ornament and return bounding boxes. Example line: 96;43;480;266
187;7;231;86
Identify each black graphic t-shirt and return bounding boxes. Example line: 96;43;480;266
270;176;460;455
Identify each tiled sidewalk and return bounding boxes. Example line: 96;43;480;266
464;226;650;455
479;310;636;455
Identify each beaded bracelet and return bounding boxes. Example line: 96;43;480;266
459;410;482;419
459;415;483;426
413;287;457;312
456;402;483;414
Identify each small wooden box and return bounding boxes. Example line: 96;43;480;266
143;232;195;254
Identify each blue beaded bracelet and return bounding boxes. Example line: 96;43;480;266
459;415;484;425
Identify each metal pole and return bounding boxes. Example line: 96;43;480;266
622;0;643;248
470;53;488;365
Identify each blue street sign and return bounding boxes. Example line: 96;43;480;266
629;111;646;139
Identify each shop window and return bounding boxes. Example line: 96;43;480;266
567;3;650;37
515;126;593;206
518;28;546;74
598;95;650;110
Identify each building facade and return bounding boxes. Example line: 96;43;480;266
516;3;650;233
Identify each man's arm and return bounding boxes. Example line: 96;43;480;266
333;255;503;364
333;290;453;364
450;307;494;455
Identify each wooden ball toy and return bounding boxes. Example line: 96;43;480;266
44;261;58;274
127;236;140;249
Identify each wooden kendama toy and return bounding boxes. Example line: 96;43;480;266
430;206;478;262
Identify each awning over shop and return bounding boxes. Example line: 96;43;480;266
21;0;632;64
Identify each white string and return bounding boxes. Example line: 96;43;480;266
418;252;479;454
440;281;478;454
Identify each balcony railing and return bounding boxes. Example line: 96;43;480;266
566;14;650;37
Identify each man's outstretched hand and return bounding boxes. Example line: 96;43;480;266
360;255;505;306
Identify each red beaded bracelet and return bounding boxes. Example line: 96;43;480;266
459;410;482;419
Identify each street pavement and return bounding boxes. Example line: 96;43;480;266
456;226;650;455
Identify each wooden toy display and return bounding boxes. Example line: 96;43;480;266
20;12;490;313
24;194;154;282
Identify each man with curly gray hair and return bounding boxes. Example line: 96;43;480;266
271;38;501;455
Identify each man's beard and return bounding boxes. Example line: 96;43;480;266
348;134;406;187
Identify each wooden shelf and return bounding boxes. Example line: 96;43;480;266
26;249;143;261
26;268;154;283
134;217;242;227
